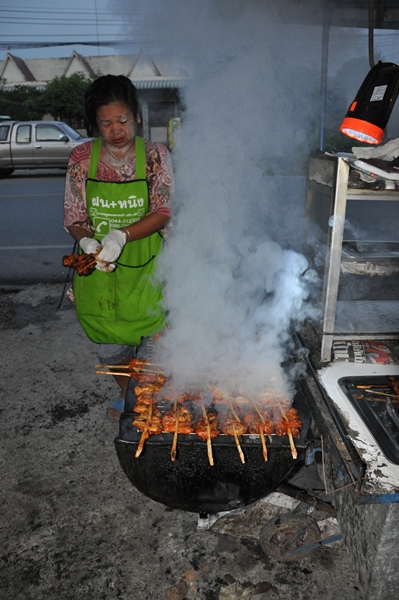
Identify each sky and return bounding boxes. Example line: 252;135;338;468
0;0;130;60
0;0;398;68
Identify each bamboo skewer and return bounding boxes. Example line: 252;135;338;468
95;361;164;370
95;366;165;375
226;399;246;463
363;389;399;400
251;399;268;462
135;400;153;458
231;421;245;464
278;405;297;460
227;397;241;421
202;405;214;466
288;431;298;460
355;384;391;389
96;370;133;377
171;401;179;462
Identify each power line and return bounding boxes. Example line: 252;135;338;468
0;41;127;49
0;5;149;18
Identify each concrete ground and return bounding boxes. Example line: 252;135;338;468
0;283;365;600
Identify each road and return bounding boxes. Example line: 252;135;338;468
0;169;74;284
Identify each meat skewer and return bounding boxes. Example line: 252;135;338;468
161;399;194;435
132;401;163;458
275;406;300;460
161;397;194;461
249;399;269;462
63;250;114;275
135;409;151;458
63;252;98;276
231;421;245;464
171;400;179;462
225;398;247;463
195;407;219;466
220;410;247;464
96;370;134;377
202;406;214;466
96;358;164;371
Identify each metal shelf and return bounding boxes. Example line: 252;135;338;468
306;154;399;362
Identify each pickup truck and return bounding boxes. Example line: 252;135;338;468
0;120;93;177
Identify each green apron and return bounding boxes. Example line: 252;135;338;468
73;136;165;345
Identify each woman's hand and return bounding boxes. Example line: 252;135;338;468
96;230;127;263
79;237;101;255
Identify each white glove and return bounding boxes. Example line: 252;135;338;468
96;230;126;263
95;259;116;273
79;237;101;255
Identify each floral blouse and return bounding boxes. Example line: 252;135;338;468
63;138;173;234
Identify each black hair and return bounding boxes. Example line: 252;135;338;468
84;74;140;131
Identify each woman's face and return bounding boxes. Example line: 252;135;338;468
96;101;139;149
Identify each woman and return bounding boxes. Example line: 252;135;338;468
63;74;173;420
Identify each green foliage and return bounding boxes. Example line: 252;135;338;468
41;73;93;128
0;73;94;128
0;84;44;120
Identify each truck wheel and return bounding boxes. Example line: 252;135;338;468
0;168;14;177
259;512;321;561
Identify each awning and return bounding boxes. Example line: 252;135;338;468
131;78;189;90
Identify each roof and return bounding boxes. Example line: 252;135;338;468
0;50;189;90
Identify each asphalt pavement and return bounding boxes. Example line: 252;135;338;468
0;169;72;284
0;282;366;600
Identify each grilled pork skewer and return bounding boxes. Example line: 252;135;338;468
195;407;219;466
171;401;179;462
220;412;247;464
231;422;245;464
275;406;300;460
133;401;163;458
247;399;270;462
202;406;214;466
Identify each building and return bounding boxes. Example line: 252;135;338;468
0;50;189;147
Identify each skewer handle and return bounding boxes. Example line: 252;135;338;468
232;423;245;464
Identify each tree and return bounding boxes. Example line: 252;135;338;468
0;84;44;120
41;72;94;130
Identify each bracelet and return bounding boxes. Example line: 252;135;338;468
122;227;131;242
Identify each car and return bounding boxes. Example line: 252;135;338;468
0;120;93;176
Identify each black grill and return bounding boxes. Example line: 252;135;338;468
115;377;312;514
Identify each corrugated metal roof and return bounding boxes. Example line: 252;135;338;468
132;78;189;89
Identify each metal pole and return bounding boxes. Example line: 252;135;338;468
319;6;332;151
141;101;149;140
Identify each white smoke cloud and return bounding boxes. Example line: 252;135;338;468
112;0;323;397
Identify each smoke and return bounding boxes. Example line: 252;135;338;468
113;0;323;397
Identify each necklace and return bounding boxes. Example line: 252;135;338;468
104;140;135;174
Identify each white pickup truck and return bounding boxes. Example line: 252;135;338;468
0;119;92;177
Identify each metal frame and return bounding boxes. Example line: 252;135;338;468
306;153;399;362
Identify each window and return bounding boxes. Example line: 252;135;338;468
16;125;31;143
0;125;10;141
36;125;66;142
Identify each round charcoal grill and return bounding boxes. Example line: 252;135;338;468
115;378;312;514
